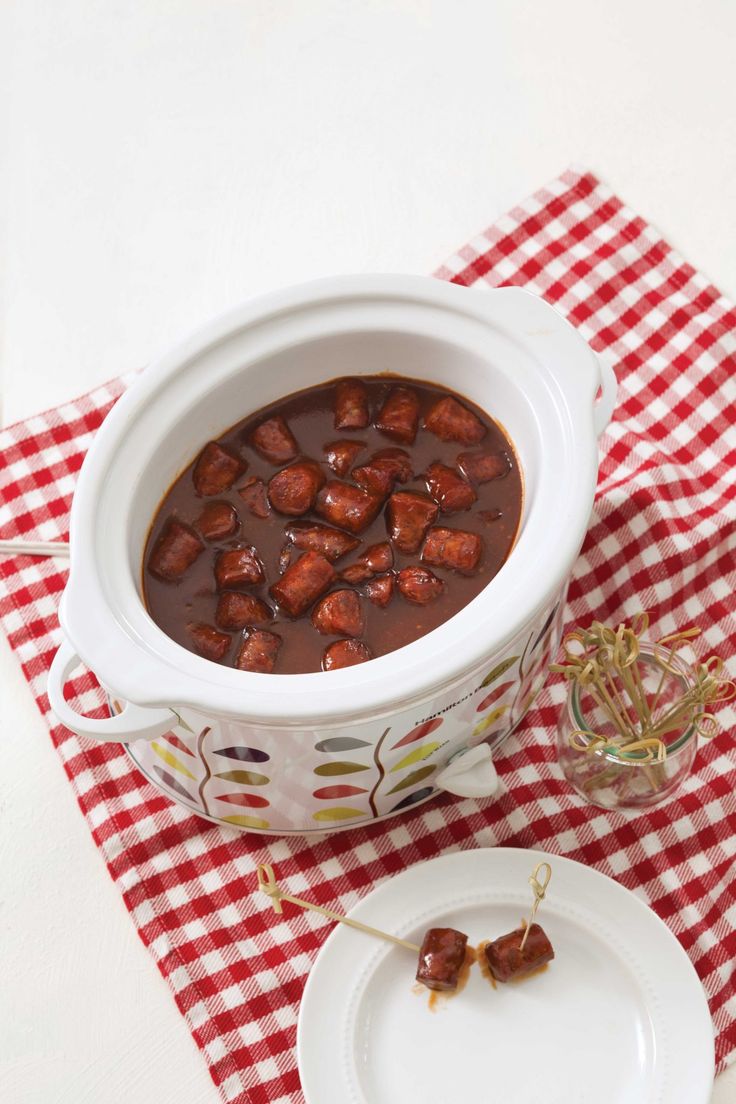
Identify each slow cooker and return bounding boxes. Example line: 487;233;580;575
48;275;616;833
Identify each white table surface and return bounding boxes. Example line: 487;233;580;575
2;2;734;1101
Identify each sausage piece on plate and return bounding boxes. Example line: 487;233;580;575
270;550;336;617
194;501;240;541
396;566;444;604
375;386;420;444
425;463;477;513
324;440;366;477
285;521;360;562
386;492;439;554
312;590;365;637
215;546;265;589
424;396;486;444
322;639;373;670
483;923;555;983
268;460;326;516
239;476;271;519
148;519;204;582
235;628;283;673
315;481;385;535
416;928;469;992
192;442;246;496
215;592;274;630
335;379;370;430
186;622;231;662
340;541;394;583
422;526;483;575
364;574;394;608
250;415;299;464
457;449;511;484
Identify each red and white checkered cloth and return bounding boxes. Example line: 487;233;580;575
1;167;735;1102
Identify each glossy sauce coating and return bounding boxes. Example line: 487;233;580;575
415;926;469;992
143;375;522;674
483;922;555;982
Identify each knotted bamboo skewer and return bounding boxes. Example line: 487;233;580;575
256;864;420;952
519;862;552;951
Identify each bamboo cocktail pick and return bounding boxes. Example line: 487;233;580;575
519;861;552;952
256;864;420;953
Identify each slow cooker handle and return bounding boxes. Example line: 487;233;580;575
48;640;177;744
593;353;618;438
435;743;499;799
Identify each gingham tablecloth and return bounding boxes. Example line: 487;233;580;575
1;167;735;1102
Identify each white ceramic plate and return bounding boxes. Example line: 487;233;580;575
297;848;714;1104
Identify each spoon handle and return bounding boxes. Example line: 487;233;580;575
0;539;70;558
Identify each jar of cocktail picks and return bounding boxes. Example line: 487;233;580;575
553;618;732;812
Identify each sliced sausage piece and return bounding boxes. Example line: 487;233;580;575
315;481;384;534
250;415;298;464
425;462;477;513
457;448;511;484
192;441;246;496
324;439;366;477
416;928;469;992
322;639;373;670
370;447;413;483
352;446;413;494
340;541;394;583
364;541;395;573
351;462;396;496
285;521;360;562
148;519;203;582
269;550;336;617
238;477;270;519
312;590;365;637
194;501;240;541
386;491;439;554
268;460;326;516
483;923;555;983
334;379;370;430
365;574;394;608
186;622;231;662
375;386;420;444
424;396;486;444
215;592;273;630
235;628;282;673
214;546;265;589
396;565;444;604
422;526;483;575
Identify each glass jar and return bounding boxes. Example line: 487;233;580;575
556;642;700;810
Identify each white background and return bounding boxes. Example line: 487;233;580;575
1;2;735;1101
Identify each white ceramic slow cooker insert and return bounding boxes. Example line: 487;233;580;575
48;275;616;833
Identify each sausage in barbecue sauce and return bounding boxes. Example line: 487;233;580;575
483;923;555;983
270;550;335;617
416;927;469;992
143;375;522;674
148;520;203;582
335;379;370;430
193;442;246;496
375;386;420;444
386;491;439;554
